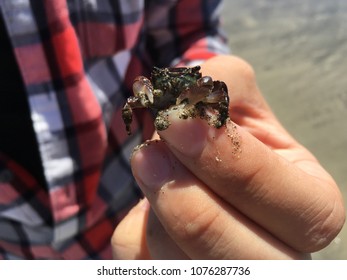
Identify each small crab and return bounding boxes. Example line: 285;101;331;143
122;66;229;135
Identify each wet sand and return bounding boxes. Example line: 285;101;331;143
222;0;347;259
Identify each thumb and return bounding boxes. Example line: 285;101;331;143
111;199;151;259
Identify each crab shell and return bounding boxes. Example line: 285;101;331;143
122;66;229;135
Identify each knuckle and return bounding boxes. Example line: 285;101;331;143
172;204;222;244
233;56;256;82
299;199;345;253
219;55;256;82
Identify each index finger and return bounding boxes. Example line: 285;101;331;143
156;57;344;253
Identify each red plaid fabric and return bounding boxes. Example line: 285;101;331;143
0;0;229;259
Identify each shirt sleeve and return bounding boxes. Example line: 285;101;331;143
144;0;230;67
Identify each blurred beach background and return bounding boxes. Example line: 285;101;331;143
221;0;347;259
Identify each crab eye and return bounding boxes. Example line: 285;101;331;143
197;76;213;88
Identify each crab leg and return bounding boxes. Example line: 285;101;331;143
122;97;144;135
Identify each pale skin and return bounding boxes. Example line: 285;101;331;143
111;55;345;259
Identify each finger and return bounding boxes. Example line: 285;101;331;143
131;140;307;259
201;56;270;111
200;55;297;148
157;108;344;252
146;209;190;259
111;199;151;259
155;55;344;252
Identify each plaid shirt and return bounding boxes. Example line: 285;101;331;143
0;0;229;259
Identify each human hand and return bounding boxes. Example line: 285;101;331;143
112;55;345;259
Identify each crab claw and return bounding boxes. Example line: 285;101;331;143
176;76;214;105
133;76;154;105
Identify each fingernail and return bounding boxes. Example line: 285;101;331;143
131;141;173;192
137;198;150;211
158;111;212;157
